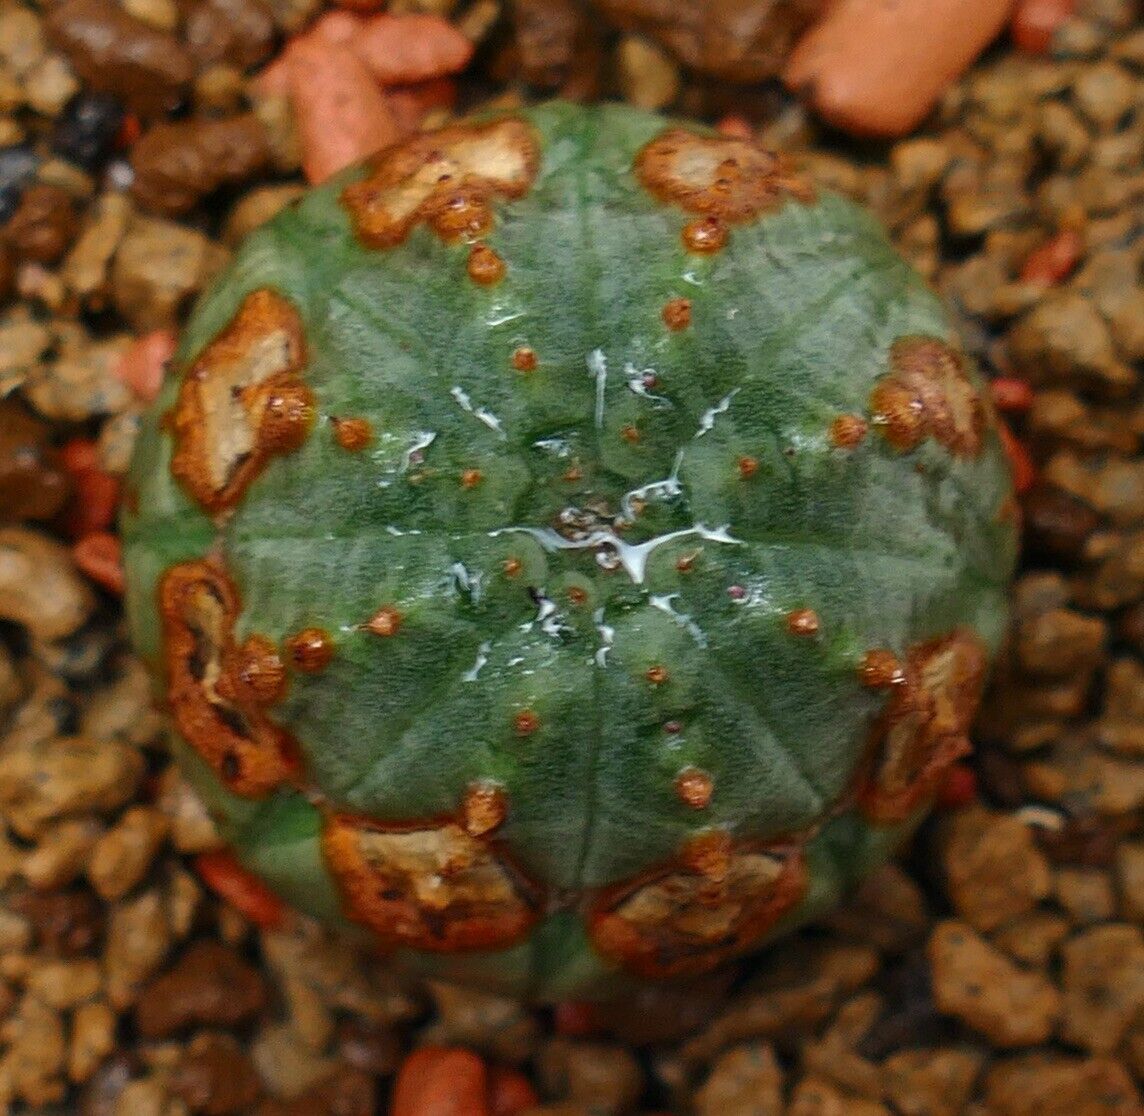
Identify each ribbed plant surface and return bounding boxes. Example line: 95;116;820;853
123;102;1018;999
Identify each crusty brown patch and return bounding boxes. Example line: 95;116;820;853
870;337;985;458
461;782;508;838
321;812;541;953
829;414;868;449
588;835;806;978
860;630;988;824
170;289;312;515
159;560;297;797
340;119;540;249
635;129;815;224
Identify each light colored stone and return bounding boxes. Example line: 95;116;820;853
88;805;169;901
0;735;144;838
69;1000;116;1083
695;1042;782;1116
882;1047;983;1116
616;34;680;111
940;807;1051;932
1059;923;1144;1054
24;959;101;1009
928;921;1060;1047
105;889;172;1009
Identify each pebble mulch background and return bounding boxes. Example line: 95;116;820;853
0;0;1143;1112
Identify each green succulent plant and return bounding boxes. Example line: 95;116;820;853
122;101;1018;999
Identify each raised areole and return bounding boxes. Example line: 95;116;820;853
122;102;1018;999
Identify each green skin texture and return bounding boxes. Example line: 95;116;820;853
123;102;1018;1000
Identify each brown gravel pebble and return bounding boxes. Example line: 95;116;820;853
131;116;274;216
1053;864;1117;924
990;910;1070;969
170;1031;265;1114
69;999;117;1084
0;736;143;838
927;920;1060;1047
255;1066;376;1116
104;888;172;1008
45;0;194;116
983;1054;1142;1116
1115;841;1144;921
1058;923;1144;1054
0;399;70;522
112;214;222;329
939;807;1052;932
593;0;825;83
135;941;269;1038
3;183;79;264
537;1038;644;1114
788;1078;890;1116
882;1047;983;1116
693;1042;782;1115
12;886;104;956
183;0;278;69
87;805;169;901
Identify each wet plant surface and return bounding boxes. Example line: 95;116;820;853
0;0;1141;1112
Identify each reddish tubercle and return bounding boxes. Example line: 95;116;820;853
513;709;540;736
674;767;714;810
786;608;820;637
467;243;506;285
715;114;753;140
859;649;904;688
364;604;402;637
511;346;538;372
332;416;373;451
661;297;692;330
682;216;728;254
285;627;336;672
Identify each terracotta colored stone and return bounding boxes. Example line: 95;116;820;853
784;0;1013;137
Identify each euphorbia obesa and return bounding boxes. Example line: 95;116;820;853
123;102;1017;999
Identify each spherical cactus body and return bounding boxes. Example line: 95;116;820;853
122;102;1018;999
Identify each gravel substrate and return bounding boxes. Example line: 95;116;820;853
0;0;1142;1112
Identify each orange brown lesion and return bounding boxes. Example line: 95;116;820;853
340;119;540;249
662;297;692;330
635;129;815;226
332;417;373;452
321;812;541;952
159;560;297;797
169;289;313;515
859;630;988;824
869;337;986;459
829;414;868;449
588;833;807;979
674;768;714;810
